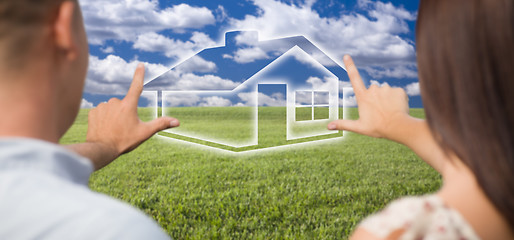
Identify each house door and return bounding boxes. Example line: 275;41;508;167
257;84;287;146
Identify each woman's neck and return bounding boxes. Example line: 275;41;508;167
438;156;513;239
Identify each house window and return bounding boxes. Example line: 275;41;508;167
295;90;329;121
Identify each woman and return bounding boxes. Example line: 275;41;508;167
329;0;513;239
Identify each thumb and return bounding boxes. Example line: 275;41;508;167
328;119;364;134
143;117;180;137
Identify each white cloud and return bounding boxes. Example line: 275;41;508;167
142;57;240;90
175;73;240;90
228;0;417;78
224;47;270;64
306;76;337;90
100;46;114;53
314;91;329;104
233;102;246;107
164;93;201;107
133;32;216;59
215;5;229;22
340;79;420;98
236;92;254;106
85;54;169;95
288;47;337;70
259;92;286;106
80;1;215;44
342;95;358;107
238;91;286;106
340;88;357;107
164;94;233;107
357;0;372;8
404;81;420;96
198;96;232;107
295;91;312;105
362;65;418;79
235;31;259;46
368;80;420;96
339;80;353;90
368;2;417;21
174;56;217;73
81;0;421;98
80;98;94;108
289;50;337;69
140;91;157;107
337;81;357;107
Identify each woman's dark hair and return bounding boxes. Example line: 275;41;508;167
417;0;514;228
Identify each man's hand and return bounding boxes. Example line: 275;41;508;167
328;55;410;140
67;63;179;170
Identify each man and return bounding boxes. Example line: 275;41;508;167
0;0;177;238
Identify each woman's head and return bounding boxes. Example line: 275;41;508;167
417;0;514;228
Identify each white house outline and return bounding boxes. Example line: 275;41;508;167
161;89;259;148
143;32;347;151
284;47;339;141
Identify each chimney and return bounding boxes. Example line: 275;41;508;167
225;31;259;47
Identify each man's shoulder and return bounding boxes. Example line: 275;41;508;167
73;190;171;240
0;171;170;240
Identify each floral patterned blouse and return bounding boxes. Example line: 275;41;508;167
359;194;480;240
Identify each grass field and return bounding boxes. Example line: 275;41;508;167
60;108;442;239
159;106;341;151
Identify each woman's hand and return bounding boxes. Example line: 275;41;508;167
328;55;410;140
329;55;447;173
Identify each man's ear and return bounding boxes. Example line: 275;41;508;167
53;1;77;60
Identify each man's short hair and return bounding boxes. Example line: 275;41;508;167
0;0;67;69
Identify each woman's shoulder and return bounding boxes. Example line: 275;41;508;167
352;194;480;240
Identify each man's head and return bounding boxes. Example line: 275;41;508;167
0;0;89;141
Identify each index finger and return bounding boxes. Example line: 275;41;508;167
343;55;366;97
124;63;145;105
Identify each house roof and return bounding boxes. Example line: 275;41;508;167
144;31;347;91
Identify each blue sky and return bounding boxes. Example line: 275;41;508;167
79;0;421;108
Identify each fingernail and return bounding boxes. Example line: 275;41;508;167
137;63;144;69
343;55;351;61
170;119;179;127
328;123;336;130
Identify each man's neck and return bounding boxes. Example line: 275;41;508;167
0;75;60;143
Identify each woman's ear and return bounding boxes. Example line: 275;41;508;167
53;1;77;60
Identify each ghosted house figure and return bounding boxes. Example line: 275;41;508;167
143;31;348;151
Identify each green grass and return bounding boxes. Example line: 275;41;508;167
163;107;255;145
160;106;342;151
60;108;441;239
